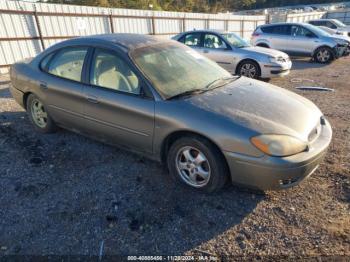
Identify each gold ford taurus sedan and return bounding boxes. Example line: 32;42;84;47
10;34;332;192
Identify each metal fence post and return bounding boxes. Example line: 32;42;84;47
109;12;114;33
151;16;156;35
240;20;244;38
182;17;186;32
33;10;45;50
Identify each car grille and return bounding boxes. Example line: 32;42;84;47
278;57;290;63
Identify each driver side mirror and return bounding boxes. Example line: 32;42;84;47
306;33;315;38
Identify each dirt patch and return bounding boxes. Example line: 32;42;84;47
0;58;349;258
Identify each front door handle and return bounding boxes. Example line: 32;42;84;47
39;81;48;89
86;95;99;104
203;50;209;53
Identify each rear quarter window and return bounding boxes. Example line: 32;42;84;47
40;53;54;71
41;47;88;82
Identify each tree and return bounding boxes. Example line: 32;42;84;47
46;0;343;13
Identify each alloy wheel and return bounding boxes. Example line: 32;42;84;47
31;99;48;128
240;63;257;78
175;146;211;188
317;49;331;63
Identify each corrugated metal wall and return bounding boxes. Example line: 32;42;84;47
0;0;266;73
286;11;326;23
325;9;350;24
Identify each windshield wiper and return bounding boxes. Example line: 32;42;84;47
167;88;207;100
204;76;237;90
167;76;238;100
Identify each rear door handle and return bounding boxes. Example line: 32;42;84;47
39;81;48;89
203;50;209;53
86;95;99;104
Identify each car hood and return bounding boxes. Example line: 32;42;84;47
242;46;289;58
185;77;322;141
331;34;350;41
328;34;350;42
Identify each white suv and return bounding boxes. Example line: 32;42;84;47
308;19;350;37
251;23;350;63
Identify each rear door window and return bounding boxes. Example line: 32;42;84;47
261;25;291;35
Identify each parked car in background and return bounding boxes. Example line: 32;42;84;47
173;30;291;80
303;6;314;12
10;34;332;192
308;19;350;37
252;23;350;63
317;25;348;37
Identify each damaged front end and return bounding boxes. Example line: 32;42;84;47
334;42;350;57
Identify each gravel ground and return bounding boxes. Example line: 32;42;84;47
0;57;349;259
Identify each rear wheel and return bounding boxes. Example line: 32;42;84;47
237;60;261;79
167;136;228;193
26;94;57;133
314;47;334;63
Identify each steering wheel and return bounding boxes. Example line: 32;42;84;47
116;72;133;93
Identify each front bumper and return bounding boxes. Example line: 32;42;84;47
335;44;350;57
223;119;332;191
260;60;292;78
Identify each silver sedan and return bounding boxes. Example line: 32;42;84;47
10;34;331;192
173;29;292;79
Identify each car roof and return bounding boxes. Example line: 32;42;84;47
180;29;228;34
309;19;336;22
58;33;172;52
260;22;311;27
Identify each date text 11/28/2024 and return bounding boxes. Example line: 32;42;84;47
127;255;218;261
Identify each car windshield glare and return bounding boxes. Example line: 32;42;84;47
131;42;232;99
221;33;250;48
333;20;346;27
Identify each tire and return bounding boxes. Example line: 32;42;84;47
167;135;228;193
26;94;57;133
237;60;261;79
314;47;334;64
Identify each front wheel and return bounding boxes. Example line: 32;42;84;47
314;47;334;64
237;61;261;79
167;136;228;193
26;94;57;133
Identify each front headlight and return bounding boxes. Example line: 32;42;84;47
251;134;308;157
336;31;348;36
269;56;288;63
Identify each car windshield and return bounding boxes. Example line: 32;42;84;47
333;20;346;27
221;33;250;48
131;42;234;99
